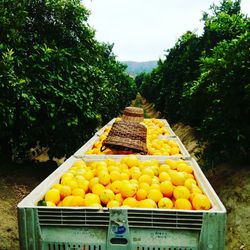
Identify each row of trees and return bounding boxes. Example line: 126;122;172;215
139;0;249;166
0;0;136;161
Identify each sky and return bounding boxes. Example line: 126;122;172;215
84;0;250;62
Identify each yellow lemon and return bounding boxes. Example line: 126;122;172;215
173;186;190;199
147;189;163;203
158;198;173;209
136;188;148;201
100;189;115;205
175;198;192;210
92;183;105;196
138;199;157;208
45;188;60;204
192;194;211;210
160;180;174;198
123;197;138;208
72;188;85;198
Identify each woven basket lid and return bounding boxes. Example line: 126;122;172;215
101;121;147;154
123;106;144;123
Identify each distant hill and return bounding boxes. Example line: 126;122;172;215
122;60;157;76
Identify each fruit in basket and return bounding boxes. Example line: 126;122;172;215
138;174;152;185
123;197;138;207
120;181;137;198
98;170;110;185
72;188;85;198
147;189;163;203
40;157;212;211
173;186;190;199
89;177;99;190
175;198;192;210
169;171;186;186
107;200;120;208
177;162;193;174
184;178;197;190
159;171;171;182
71;196;85;206
76;179;89;192
192;194;211;210
158;197;173;209
138;198;157;208
100;189;115;204
92;183;105;196
84;193;101;206
46;201;56;207
125;155;139;167
45;188;60;204
136;188;148;201
160;180;174;197
115;193;123;205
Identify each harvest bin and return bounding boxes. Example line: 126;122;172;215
18;156;226;250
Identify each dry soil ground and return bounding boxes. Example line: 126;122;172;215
0;95;249;249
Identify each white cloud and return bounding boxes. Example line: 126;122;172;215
84;0;250;61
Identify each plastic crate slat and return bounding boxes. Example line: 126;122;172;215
129;224;201;230
129;221;202;226
128;217;203;223
127;213;203;218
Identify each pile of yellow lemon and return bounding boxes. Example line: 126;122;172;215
86;118;181;156
42;156;211;210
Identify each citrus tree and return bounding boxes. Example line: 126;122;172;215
0;0;136;161
140;0;249;165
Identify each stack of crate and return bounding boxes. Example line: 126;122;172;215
18;118;226;250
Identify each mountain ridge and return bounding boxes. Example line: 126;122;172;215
122;60;157;76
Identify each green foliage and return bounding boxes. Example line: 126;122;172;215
188;32;250;164
140;0;249;165
0;0;136;161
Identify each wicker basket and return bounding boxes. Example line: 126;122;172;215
123;106;144;123
101;121;147;154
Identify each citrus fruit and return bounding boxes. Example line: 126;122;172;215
138;174;152;185
173;186;190;199
136;188;148;201
92;183;105;196
169;171;186;186
123;197;138;208
175;198;192;210
71;196;85;206
147;189;163;203
158;198;173;209
160;180;174;197
159;172;171;182
184;178;197;190
120;182;137;198
84;193;100;206
107;200;120;208
46;201;56;207
100;189;115;204
138;199;157;208
110;180;122;194
177;163;193;174
192;194;211;210
45;188;60;204
72;188;85;198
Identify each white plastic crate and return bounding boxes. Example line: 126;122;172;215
72;135;100;156
18;156;226;250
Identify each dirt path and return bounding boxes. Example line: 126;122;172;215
0;160;56;249
0;94;249;249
